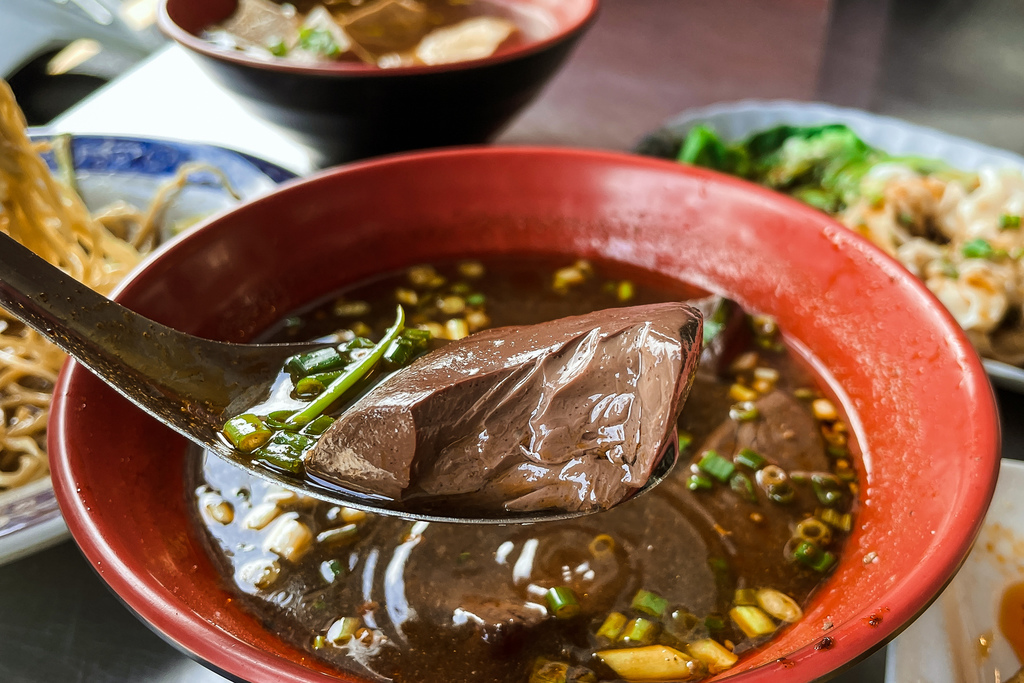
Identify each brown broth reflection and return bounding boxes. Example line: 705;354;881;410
191;257;859;682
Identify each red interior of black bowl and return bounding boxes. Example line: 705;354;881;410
49;147;1000;683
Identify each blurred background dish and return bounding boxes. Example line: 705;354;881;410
0;0;164;124
0;132;295;568
885;458;1024;683
638;100;1024;393
157;0;598;166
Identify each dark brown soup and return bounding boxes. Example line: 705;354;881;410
192;257;859;682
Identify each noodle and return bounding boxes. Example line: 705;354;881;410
0;79;236;492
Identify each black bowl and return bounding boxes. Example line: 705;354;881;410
158;0;597;166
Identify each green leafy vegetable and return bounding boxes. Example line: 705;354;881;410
962;238;995;259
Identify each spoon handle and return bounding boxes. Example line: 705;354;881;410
0;233;299;422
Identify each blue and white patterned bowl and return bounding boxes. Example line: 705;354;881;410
0;134;296;566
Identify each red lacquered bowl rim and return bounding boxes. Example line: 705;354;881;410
49;147;1001;683
157;0;599;78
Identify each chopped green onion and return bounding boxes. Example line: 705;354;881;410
940;260;960;278
402;328;431;343
588;534;615;556
734;588;758;606
702;298;735;348
383;339;416;367
734;448;767;470
703;614;726;632
808;550;837;573
813;481;844;507
295;377;325;398
702;320;724;348
301;415;335;437
298;27;340;57
962;238;995;259
596;612;628;641
795;518;833;546
756;588;803;623
677;431;693;452
729;605;776;637
767;483;795;504
319;559;343;583
286;307;405;427
818;507;845;529
686;639;738;674
1000;214;1021;229
264;410;299;431
545;586;580;619
307;370;344;385
793;540;821;565
465;292;486;307
792;540;836;572
687;474;713;491
826;444;849;458
729;472;757;503
285;346;348;378
793;388;816;400
631;589;669;618
326;616;360;644
252;431;314;473
344;336;376;350
222;414;273;453
617;280;635;302
729;401;760;422
312;634;326;649
383;328;431;367
267;39;288;57
698;450;735;483
619;617;658;645
758;465;794;503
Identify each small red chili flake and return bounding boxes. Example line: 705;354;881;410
815;636;834;651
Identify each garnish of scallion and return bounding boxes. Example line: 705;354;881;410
285;305;406;427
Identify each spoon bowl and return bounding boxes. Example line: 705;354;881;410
0;232;675;523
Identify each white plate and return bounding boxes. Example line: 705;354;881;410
884;459;1024;683
646;100;1024;392
0;134;296;567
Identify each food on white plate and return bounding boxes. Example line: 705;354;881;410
647;122;1024;366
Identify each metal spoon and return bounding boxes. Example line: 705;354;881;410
0;233;677;524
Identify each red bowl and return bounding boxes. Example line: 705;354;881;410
157;0;597;165
50;147;1000;682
